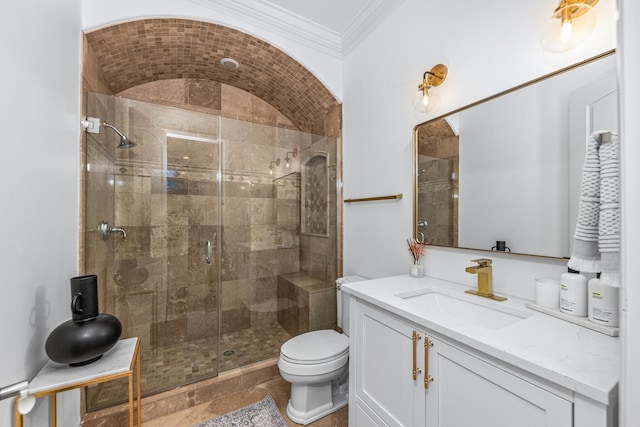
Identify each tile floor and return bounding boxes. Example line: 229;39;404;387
141;375;349;427
86;323;292;411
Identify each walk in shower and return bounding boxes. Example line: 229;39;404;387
83;88;339;410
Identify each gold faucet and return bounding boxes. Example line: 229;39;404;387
464;258;506;302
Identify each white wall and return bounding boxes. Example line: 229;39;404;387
0;0;82;426
619;1;640;425
342;0;616;299
81;0;343;102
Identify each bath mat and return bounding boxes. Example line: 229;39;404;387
192;394;287;427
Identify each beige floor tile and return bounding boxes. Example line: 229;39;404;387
142;376;348;427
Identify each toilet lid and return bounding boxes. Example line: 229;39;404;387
281;330;349;364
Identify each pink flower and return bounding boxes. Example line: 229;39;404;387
407;238;428;264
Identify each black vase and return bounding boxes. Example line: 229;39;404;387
45;275;122;366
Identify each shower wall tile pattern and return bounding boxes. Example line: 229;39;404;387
298;134;338;284
275;173;300;249
120;80;298;132
84;92;117;311
303;155;328;236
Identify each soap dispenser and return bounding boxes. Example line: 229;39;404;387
559;272;588;317
588;278;619;327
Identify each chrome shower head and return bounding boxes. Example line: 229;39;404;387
101;122;137;148
82;117;137;148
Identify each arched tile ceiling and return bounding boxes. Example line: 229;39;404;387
85;18;339;131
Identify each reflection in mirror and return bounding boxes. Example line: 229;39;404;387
414;51;617;259
415;119;459;247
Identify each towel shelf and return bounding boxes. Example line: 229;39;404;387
344;194;403;203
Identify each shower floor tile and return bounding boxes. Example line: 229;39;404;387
86;322;292;411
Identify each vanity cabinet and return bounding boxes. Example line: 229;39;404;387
351;300;573;427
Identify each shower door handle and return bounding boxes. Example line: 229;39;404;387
205;240;212;265
205;233;216;265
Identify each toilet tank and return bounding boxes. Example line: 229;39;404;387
336;275;369;336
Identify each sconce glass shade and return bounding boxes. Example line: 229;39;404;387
269;158;280;175
413;90;441;114
421;86;430;107
284;148;298;168
541;1;597;52
415;64;447;114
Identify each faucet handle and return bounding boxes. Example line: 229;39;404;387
470;258;492;267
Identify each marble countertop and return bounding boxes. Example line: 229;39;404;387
342;275;619;405
29;338;139;395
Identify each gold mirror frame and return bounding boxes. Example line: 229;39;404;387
412;49;616;259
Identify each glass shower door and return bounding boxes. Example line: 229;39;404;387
84;93;222;410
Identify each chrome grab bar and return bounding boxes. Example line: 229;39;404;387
0;381;28;401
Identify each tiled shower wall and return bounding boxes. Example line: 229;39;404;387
98;94;312;350
84;94;116;313
81;34;115;313
80;27;342;414
300;144;338;284
85;86;339;355
113;77;340;328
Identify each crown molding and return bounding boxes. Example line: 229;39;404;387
190;0;404;59
190;0;342;58
342;0;405;56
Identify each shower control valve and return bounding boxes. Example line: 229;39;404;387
99;220;127;240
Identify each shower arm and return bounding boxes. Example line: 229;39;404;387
82;117;136;148
101;122;126;140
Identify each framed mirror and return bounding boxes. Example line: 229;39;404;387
413;51;617;259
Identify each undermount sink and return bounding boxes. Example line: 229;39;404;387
396;288;533;330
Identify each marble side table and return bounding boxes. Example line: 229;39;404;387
15;337;141;427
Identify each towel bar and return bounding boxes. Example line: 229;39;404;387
344;194;403;203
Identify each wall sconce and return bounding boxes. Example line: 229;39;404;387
418;64;448;109
540;0;599;52
269;158;280;175
284;148;298;168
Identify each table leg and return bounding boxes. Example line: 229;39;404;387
129;372;134;427
51;393;57;427
136;349;141;426
14;397;23;427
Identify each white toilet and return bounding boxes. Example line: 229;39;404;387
278;275;368;425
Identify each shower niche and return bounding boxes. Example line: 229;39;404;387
302;153;329;237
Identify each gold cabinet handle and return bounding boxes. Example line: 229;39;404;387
424;338;434;388
412;331;422;380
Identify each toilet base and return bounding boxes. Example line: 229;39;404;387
285;381;348;425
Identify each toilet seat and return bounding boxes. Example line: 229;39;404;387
280;330;348;364
278;330;349;377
